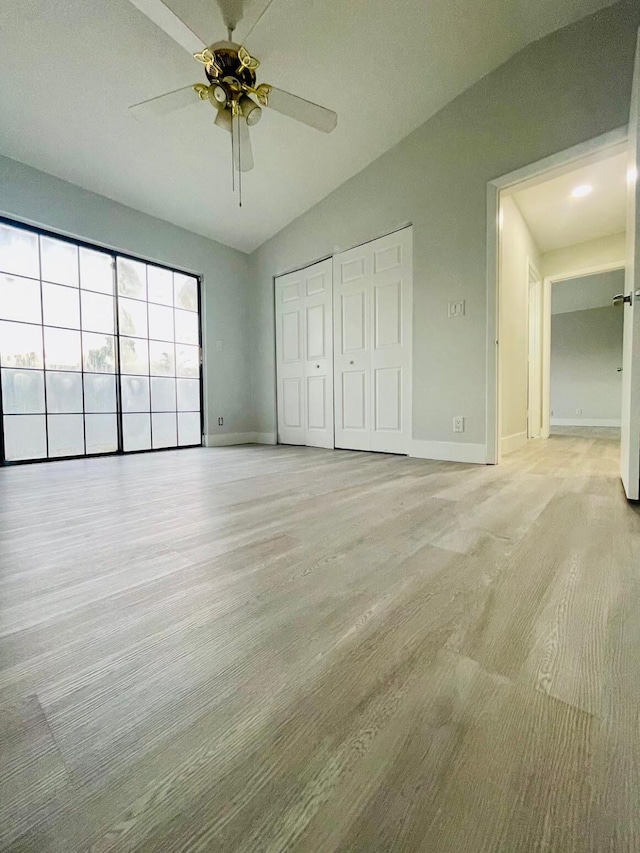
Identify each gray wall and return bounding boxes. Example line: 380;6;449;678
0;155;253;439
249;0;640;450
550;306;623;421
552;269;625;314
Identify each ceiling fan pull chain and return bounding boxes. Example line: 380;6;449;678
238;115;242;207
236;106;242;207
231;117;235;195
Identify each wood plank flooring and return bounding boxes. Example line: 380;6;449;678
1;431;639;851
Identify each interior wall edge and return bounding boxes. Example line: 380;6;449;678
498;196;543;447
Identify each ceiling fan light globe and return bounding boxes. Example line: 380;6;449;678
213;85;227;105
240;95;262;126
245;103;262;126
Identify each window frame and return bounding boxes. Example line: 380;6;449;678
0;216;204;465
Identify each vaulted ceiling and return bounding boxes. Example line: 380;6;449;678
0;0;618;252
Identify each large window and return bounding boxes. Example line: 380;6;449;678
0;220;202;463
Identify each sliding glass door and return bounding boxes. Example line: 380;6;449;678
0;220;202;463
116;257;202;452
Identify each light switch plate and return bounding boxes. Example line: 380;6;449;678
448;300;465;318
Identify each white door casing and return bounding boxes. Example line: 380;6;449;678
487;128;628;465
333;227;413;454
620;28;640;501
275;259;334;449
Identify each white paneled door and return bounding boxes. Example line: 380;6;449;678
275;258;334;448
620;28;640;500
333;227;413;454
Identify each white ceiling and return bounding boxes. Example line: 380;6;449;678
0;0;618;253
511;150;628;253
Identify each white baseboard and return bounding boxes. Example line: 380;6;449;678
500;431;528;455
255;431;277;445
551;418;621;428
204;431;277;447
410;439;486;464
206;434;487;462
205;432;256;447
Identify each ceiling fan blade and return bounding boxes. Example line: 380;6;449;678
128;0;208;53
130;85;201;120
257;85;337;133
232;112;254;172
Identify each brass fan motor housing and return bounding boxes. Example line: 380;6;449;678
204;45;257;88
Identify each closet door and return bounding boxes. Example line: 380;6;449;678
275;258;333;448
333;227;412;454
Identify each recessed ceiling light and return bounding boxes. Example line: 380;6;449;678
571;184;593;198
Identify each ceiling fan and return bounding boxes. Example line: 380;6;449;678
129;0;338;205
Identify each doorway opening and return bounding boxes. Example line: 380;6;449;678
546;265;625;443
487;127;632;475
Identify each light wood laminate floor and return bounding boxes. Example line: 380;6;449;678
1;432;639;852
